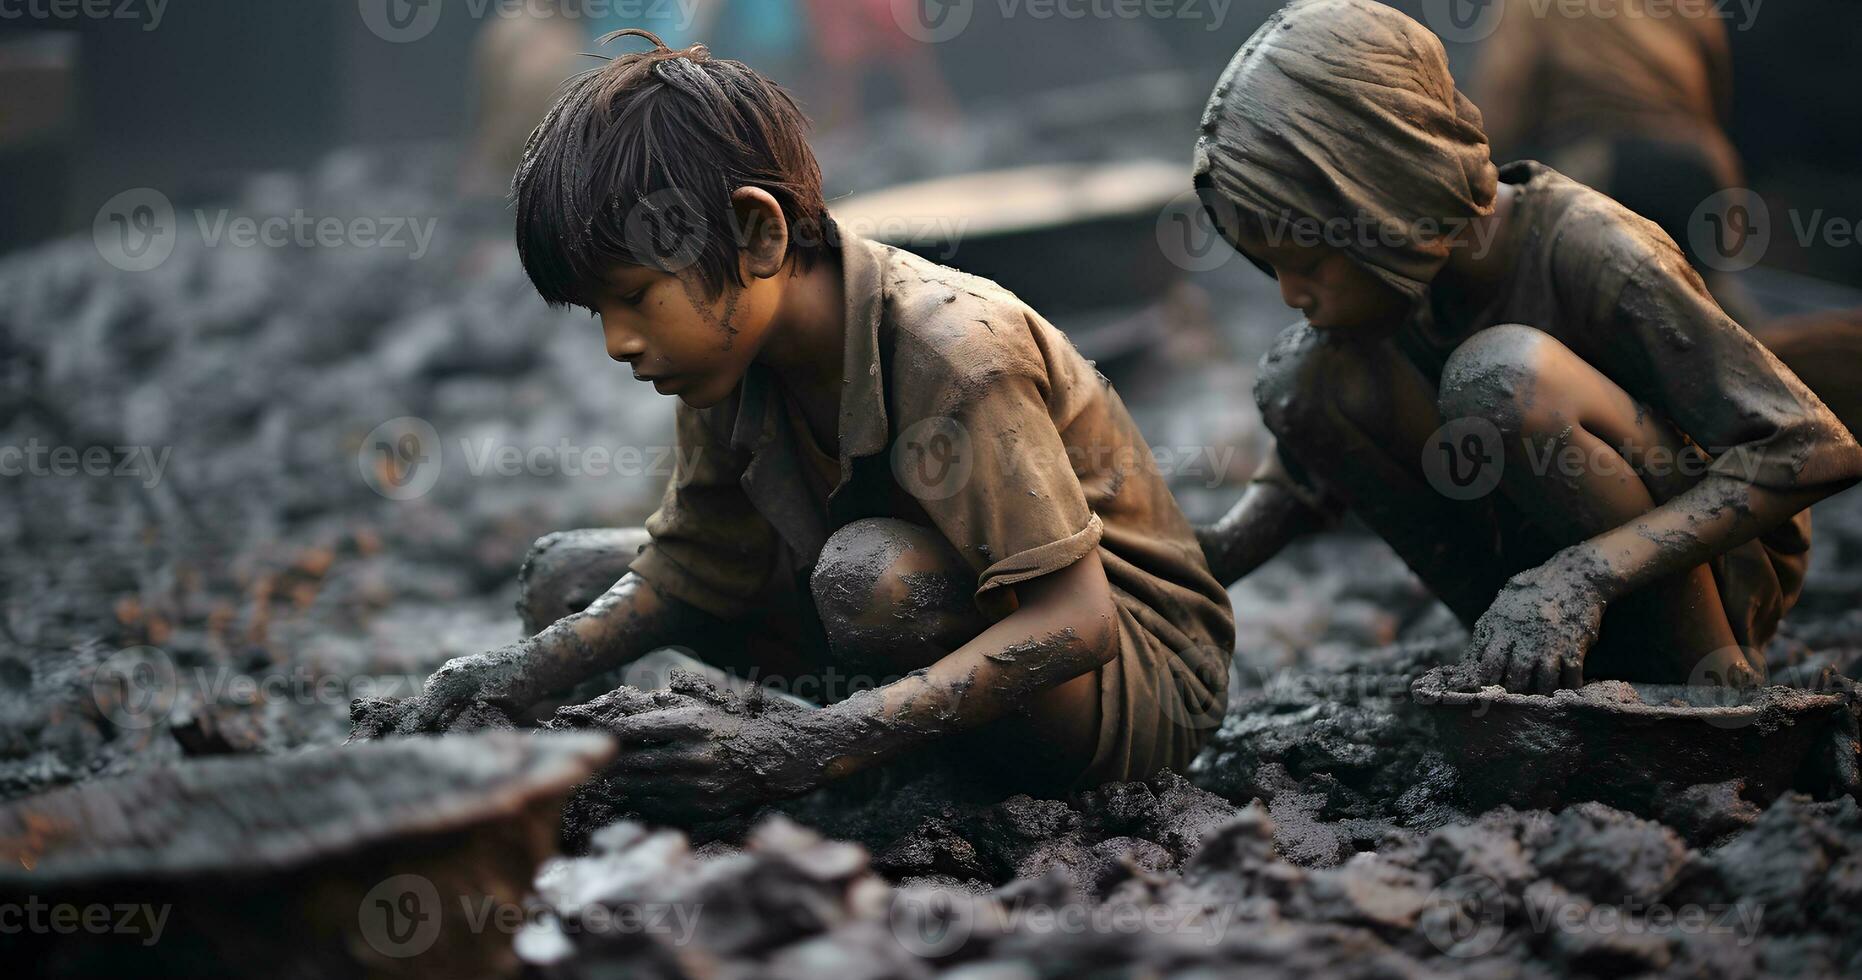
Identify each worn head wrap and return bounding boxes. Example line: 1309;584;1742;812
1193;0;1498;307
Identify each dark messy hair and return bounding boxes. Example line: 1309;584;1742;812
513;30;832;309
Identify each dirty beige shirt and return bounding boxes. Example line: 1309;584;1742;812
629;228;1237;782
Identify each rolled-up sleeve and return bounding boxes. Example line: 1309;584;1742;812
891;337;1103;620
628;402;777;620
1580;238;1862;494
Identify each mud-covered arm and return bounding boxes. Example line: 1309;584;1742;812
1553;245;1862;605
409;573;731;730
413;400;771;730
1198;449;1336;585
810;550;1119;777
583;553;1118;821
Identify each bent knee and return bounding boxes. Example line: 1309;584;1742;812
810;518;982;673
517;527;651;633
1438;324;1573;438
1254;322;1390;441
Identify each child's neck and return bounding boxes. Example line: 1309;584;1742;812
755;251;847;455
1436;182;1518;313
755;251;847;396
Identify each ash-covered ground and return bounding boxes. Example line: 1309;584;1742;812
4;134;1862;977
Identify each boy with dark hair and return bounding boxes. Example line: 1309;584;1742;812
407;32;1234;820
1192;0;1861;694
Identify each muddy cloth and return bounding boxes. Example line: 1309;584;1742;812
628;226;1236;786
1192;0;1499;312
1290;163;1862;650
1472;0;1741;193
1192;0;1862;650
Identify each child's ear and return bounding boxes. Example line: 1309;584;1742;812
731;187;789;281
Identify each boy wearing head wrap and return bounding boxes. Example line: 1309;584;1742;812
1195;0;1861;693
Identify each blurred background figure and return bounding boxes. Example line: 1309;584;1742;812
1466;0;1862;409
458;7;583;199
460;1;738;199
800;0;960;134
0;33;77;251
1472;0;1748;312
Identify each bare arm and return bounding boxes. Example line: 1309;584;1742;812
410;571;727;729
1197;453;1330;585
1568;477;1832;606
594;551;1122;816
808;550;1121;778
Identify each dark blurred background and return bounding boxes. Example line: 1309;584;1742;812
3;0;1860;284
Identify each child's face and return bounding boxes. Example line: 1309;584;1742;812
1233;232;1408;333
591;263;781;409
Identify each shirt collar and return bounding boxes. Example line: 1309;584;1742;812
836;224;892;462
723;223;892;467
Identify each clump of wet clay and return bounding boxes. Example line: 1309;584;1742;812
347;694;519;740
516;791;1862;977
2;732;613;978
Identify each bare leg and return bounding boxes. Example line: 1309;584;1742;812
518;528;651;635
520;521;1103;783
1437;324;1742;681
810;518;1101;786
516;528;818;687
1253;323;1536;625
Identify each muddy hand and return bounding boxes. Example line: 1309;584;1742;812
603;679;829;821
1466;559;1605;695
407;644;540;732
